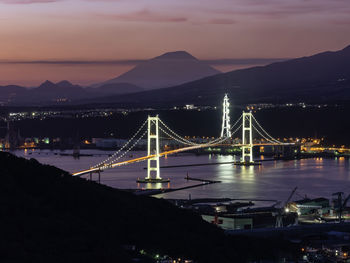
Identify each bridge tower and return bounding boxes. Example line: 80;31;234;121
221;94;232;138
241;111;254;163
147;115;161;181
138;115;169;183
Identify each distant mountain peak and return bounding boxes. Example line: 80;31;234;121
56;80;74;88
43;80;54;85
38;80;56;89
96;50;220;90
154;51;197;60
102;44;350;107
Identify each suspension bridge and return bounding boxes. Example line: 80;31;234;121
73;94;293;182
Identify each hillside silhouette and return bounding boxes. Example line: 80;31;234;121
0;152;298;262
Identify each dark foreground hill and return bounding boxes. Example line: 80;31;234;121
0;152;298;262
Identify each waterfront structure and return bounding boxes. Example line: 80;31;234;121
202;214;252;230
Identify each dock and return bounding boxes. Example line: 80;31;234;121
134;182;215;196
133;175;221;196
185;174;221;183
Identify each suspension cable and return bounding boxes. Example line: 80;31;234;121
159;114;243;146
91;119;147;168
231;123;242;138
158;125;199;146
205;123;243;145
158;119;201;145
92;114;245;171
101;130;148;169
229;114;243;132
251;115;283;144
252;123;279;144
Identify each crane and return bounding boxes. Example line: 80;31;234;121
332;192;350;222
284;186;298;212
275;186;298;228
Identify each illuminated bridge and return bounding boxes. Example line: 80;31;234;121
73;94;293;182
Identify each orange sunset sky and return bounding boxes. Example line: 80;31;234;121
1;0;350;86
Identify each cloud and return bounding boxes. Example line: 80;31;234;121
83;0;120;1
202;0;350;19
209;18;236;25
0;58;290;66
0;0;59;4
0;59;144;65
330;18;350;25
95;8;187;23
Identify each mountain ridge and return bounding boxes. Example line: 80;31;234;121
82;44;350;107
2;45;350;106
0;80;144;105
96;50;221;90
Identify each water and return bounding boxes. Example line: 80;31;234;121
12;149;350;203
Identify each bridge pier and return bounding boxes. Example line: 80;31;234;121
274;144;300;160
137;115;169;183
88;170;101;183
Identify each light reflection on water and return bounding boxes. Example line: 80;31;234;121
12;149;350;202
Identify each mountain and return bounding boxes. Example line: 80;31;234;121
56;80;80;88
87;82;143;95
35;80;83;93
95;51;221;90
0;85;28;105
88;44;350;107
26;80;88;103
0;80;143;105
0;80;89;105
3;45;350;107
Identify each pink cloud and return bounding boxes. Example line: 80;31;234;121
330;18;350;25
96;9;187;23
0;0;59;4
209;18;236;25
201;0;350;19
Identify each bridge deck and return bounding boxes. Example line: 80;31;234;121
72;143;293;176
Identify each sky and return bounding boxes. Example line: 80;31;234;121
1;0;350;86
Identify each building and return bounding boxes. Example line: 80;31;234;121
288;198;329;216
201;214;253;230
